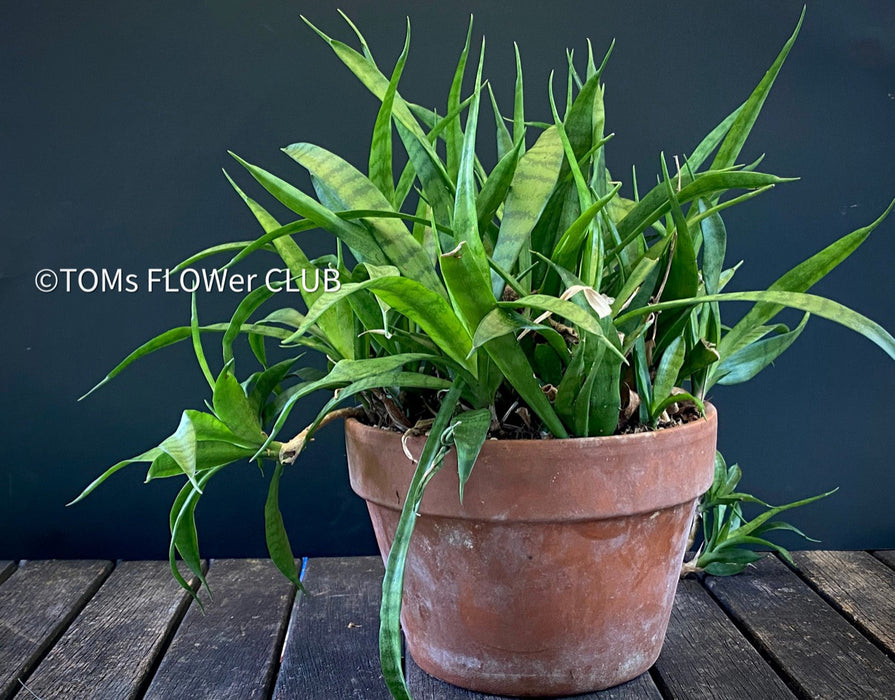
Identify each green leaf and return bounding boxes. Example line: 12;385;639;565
614;290;895;361
651;336;686;416
223;284;277;367
256;366;457;461
512;43;525;146
451;39;490;279
301;15;451;188
213;367;264;443
609;235;671;316
575;330;624;436
395;120;455;228
171;240;272;274
285;275;476;375
476;136;523;233
146;441;257;480
451;408;491;502
68;447;163;505
471;307;570;360
229;152;388;266
222;172;356;361
248;355;302;417
711;8;804;171
159;412;200;491
685;103;743;174
486;83;513;161
169;477;210;596
650;392;705;424
660;154;699;303
283;143;445;298
265;462;303;590
182;409;255;447
248;331;267;368
497;294;625;362
80;327;192;399
446;18;474;180
610;170;793;258
490;127;564;296
700;549;764;576
221;218;314;270
732;488;838;541
167;467;221;602
368;19;410;200
380;381;464;700
190;293;214;390
716;199;894;361
715;313;809;386
551;183;622;273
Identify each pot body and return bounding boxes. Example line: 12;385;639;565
345;405;717;697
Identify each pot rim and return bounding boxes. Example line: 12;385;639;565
345;403;718;522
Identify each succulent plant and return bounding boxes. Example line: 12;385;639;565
75;9;893;698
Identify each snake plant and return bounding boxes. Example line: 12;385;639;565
75;9;893;699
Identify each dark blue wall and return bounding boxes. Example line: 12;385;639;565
2;0;893;559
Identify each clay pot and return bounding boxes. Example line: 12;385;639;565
345;404;717;697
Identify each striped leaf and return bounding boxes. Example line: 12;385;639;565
368;19;410;200
229;152;388;265
284;142;445;297
223;170;355;360
490;126;564;296
284;275;476;375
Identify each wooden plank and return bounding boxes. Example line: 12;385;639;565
705;555;895;698
0;559;112;700
143;559;296;700
273;556;390;700
873;549;895;571
790;550;895;657
653;578;794;699
407;655;661;699
15;560;201;699
0;562;14;586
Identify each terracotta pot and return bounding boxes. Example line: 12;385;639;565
345;404;717;697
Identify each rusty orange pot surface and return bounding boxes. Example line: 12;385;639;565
345;404;717;696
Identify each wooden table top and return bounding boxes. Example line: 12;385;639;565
1;551;893;699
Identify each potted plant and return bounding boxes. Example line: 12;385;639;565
74;9;894;698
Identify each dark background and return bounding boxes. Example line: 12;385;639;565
2;1;893;559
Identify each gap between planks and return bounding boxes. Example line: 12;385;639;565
702;554;895;699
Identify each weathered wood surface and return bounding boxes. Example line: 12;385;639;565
0;563;14;586
791;550;895;657
706;555;895;698
1;552;894;698
874;549;895;571
654;578;795;699
273;556;391;700
0;560;112;700
14;560;201;700
143;559;296;700
406;655;662;699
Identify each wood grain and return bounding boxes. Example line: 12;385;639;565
653;578;794;699
790;550;895;657
873;549;895;571
705;555;895;698
273;556;390;700
407;654;661;699
14;560;200;699
143;559;296;700
0;559;112;700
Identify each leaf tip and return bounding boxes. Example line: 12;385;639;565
78;378;108;402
